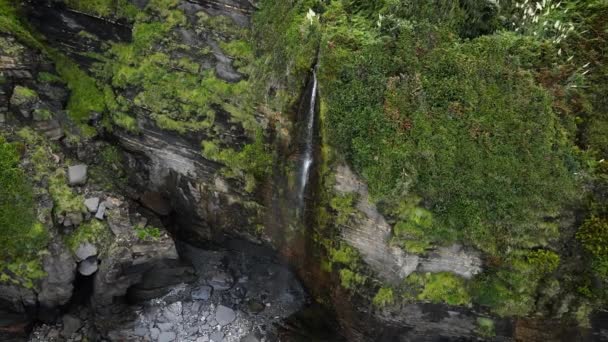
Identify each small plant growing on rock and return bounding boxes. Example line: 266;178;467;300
373;287;394;307
476;317;495;338
135;225;162;241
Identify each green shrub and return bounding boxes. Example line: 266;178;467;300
471;249;559;316
201;130;273;192
476;317;495;338
54;54;106;123
329;244;359;268
37;72;64;84
373;287;394;307
339;268;365;290
64;0;138;20
321;7;579;257
135;226;162;241
330;193;356;226
405;272;471;306
577;216;608;280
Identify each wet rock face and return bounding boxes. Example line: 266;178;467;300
334;164;482;283
27;0;132;67
25;0;265;241
0;34;67;140
88;240;307;341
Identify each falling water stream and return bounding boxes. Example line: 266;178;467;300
296;68;318;210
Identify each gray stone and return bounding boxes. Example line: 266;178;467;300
196;337;209;342
34;119;64;140
38;241;76;310
240;334;260;342
75;242;97;262
192;285;212;300
418;244;482;279
158;331;176;342
134;327;148;336
95;202;106;220
333;164;420;283
0;113;5;123
68;164;88;186
62;314;82;337
78;256;98;276
209;272;233;291
215;305;236;326
162;301;182;322
157;323;173;332
210;331;224;342
84;197;100;213
64;212;83;227
150;328;160;339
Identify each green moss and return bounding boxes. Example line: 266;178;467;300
0;0;43;48
476;317;495;338
11;85;38;106
577;216;608;281
391;198;439;254
33;108;54;121
49;169;85;214
373;287;394;307
201;130;273;192
64;0;138;20
329;244;359;268
0;136;48;288
330;193;357;226
65;220;112;253
37;72;65;84
53;54;106;123
339;268;365;290
134;225;161;241
1;250;47;289
406;272;471;306
113;112;139;132
471;249;560;316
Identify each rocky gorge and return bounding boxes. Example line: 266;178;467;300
1;0;608;341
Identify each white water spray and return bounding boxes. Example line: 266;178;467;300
297;69;318;206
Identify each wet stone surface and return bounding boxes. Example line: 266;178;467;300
30;240;308;341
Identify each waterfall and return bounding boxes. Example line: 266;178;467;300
296;68;318;209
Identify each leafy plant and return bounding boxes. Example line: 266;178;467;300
135;226;162;241
373;287;394;307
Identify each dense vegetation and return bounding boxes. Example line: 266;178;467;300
0;136;48;287
256;0;608;322
0;0;606;330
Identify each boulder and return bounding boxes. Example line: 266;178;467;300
192;285;212;301
78;256;98;276
61;314;82;337
209;272;234;291
215;305;236;326
67;164;88;186
34;119;63;140
150;327;160;339
95;202;106;220
241;334;260;342
10;85;38;118
75;242;97;262
64;212;83;227
158;331;176;342
210;330;224;342
38;240;76;316
84;197;100;213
